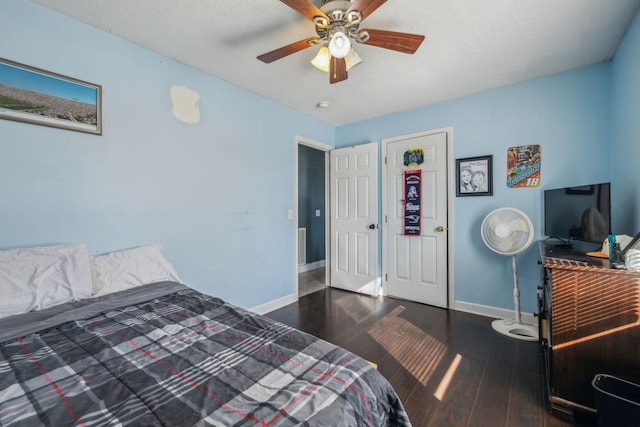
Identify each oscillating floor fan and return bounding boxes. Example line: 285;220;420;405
481;207;538;341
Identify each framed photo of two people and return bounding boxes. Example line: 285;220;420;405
456;155;493;197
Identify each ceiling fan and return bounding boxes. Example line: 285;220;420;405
257;0;425;84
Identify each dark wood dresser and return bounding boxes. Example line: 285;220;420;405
538;240;640;418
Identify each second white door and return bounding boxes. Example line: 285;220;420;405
330;143;379;296
383;130;449;307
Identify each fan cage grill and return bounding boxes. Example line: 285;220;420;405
483;229;532;254
481;208;534;255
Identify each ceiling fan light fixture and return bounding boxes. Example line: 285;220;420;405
258;0;425;84
344;48;362;71
328;30;351;58
312;45;361;73
311;45;331;72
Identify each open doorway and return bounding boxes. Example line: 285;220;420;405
296;137;330;297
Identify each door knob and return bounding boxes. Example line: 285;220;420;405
369;224;377;229
435;226;445;232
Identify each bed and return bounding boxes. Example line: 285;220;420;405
0;244;410;426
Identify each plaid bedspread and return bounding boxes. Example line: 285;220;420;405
0;284;410;426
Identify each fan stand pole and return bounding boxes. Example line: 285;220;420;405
512;255;521;324
490;254;538;341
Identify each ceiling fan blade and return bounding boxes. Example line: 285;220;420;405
279;0;329;23
361;29;425;54
330;57;348;84
257;37;320;63
346;0;388;21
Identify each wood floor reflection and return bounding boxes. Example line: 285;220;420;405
266;287;595;426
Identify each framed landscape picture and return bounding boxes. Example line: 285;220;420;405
456;155;493;196
0;58;102;135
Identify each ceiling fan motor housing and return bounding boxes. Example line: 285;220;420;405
320;0;353;16
316;0;364;42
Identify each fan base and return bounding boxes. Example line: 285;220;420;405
491;319;538;341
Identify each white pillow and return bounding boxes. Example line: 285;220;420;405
92;245;181;296
0;244;93;318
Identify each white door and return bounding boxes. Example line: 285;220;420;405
330;143;379;296
383;131;448;307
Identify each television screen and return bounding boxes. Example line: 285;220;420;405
544;182;610;244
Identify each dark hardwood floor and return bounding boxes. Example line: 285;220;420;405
265;287;597;426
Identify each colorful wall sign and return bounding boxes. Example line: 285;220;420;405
507;145;541;188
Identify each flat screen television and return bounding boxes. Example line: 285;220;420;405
544;182;611;245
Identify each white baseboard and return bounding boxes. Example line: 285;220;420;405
250;292;537;325
298;260;326;273
454;300;536;325
250;293;297;315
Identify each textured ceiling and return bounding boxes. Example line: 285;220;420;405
31;0;640;126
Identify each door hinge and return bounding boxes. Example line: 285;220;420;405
384;156;387;165
385;215;388;223
385;273;387;282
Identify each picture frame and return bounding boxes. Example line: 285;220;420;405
456;155;493;197
0;58;102;135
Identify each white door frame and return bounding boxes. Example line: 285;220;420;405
294;136;332;299
381;127;455;308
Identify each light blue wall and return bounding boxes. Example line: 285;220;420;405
3;1;638;316
336;64;613;314
612;10;640;233
1;1;334;308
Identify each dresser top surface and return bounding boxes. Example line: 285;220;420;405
539;240;611;269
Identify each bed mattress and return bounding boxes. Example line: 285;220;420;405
0;282;410;426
